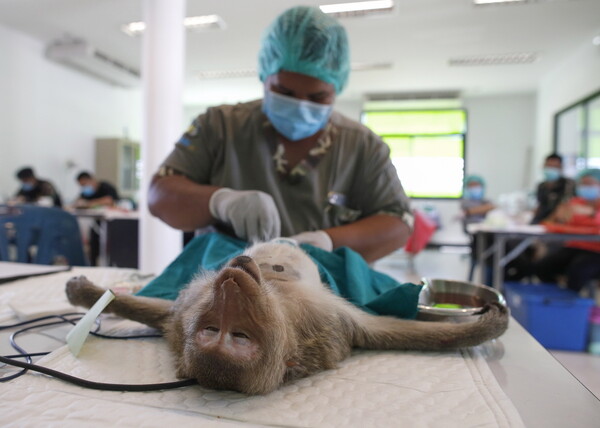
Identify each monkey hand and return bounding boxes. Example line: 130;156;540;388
209;188;281;242
289;230;333;251
66;276;108;309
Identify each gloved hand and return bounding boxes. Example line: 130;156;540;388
209;188;281;242
289;230;333;252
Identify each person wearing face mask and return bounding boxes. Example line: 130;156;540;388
75;171;119;209
531;153;575;224
461;175;495;229
534;169;600;292
148;6;413;262
461;175;495;281
13;167;62;207
73;171;120;266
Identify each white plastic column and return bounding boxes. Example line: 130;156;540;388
139;0;186;274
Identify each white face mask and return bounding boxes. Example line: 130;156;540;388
262;90;333;141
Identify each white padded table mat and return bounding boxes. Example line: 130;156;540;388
0;268;525;427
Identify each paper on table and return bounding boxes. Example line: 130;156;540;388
0;262;71;284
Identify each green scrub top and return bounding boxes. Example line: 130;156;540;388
162;99;413;237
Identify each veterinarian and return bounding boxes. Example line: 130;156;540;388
148;6;413;262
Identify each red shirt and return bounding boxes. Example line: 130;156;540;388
564;197;600;253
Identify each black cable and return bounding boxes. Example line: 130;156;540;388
90;331;162;340
0;355;197;391
3;352;50;359
0;352;49;381
0;312;85;330
1;313;185;390
3;316;85;381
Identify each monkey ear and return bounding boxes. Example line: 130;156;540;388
284;360;308;382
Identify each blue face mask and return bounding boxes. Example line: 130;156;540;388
21;183;34;192
262;90;333;141
465;186;484;201
81;185;95;197
543;167;561;182
576;185;600;201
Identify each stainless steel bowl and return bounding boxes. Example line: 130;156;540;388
418;278;506;317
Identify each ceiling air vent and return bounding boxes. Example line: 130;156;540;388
365;91;461;101
196;62;392;80
45;39;140;88
448;52;538;67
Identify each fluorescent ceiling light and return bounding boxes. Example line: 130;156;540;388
184;15;226;31
320;1;394;15
448;52;538;66
122;14;225;37
473;0;526;4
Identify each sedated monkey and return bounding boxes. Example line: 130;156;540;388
66;240;509;395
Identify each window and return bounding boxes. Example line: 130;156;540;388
554;90;600;176
362;109;467;198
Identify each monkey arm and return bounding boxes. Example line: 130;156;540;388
348;302;509;351
66;276;173;331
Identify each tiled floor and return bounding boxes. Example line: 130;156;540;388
373;247;600;400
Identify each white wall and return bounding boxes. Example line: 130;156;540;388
534;40;600;180
0;25;143;203
463;93;536;199
411;93;537;246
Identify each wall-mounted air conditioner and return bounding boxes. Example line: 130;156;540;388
45;39;140;88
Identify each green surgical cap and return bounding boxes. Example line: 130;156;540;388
464;174;485;188
258;6;350;94
577;168;600;182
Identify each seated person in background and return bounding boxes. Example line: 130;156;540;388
13;167;62;207
461;175;495;229
461;175;495;281
74;171;119;208
531;153;575;224
74;171;120;266
534;169;600;293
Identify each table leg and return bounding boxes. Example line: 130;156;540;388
98;220;108;267
476;232;485;284
493;235;506;291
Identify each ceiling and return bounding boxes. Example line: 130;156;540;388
1;0;599;105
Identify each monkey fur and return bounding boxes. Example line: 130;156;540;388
66;240;509;395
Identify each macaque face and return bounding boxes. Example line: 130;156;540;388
176;254;290;394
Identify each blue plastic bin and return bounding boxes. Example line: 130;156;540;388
503;282;595;351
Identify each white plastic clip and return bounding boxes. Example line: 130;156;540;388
66;289;115;357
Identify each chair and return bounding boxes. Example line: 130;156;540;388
0;205;88;266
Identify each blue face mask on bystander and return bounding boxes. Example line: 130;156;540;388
465;186;484;201
21;183;34;192
81;185;95;197
577;185;600;201
262;90;333;141
543;167;561;182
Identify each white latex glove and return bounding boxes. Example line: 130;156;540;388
209;188;281;242
289;230;333;252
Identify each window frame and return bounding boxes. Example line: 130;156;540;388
361;108;469;200
553;88;600;173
